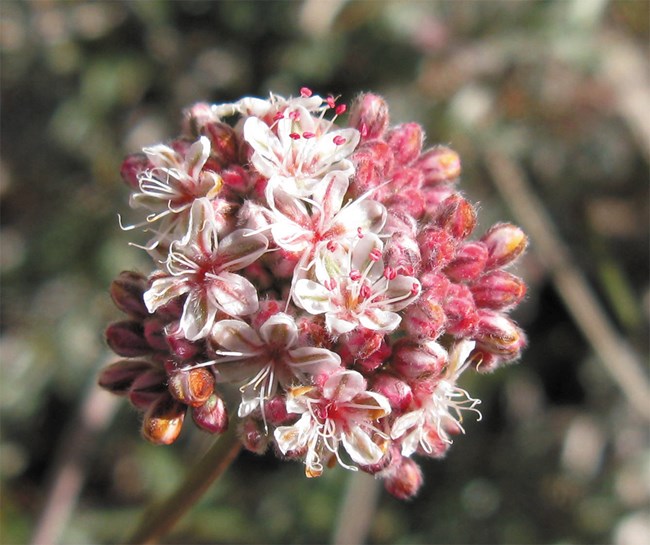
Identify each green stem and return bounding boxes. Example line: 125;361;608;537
125;423;242;544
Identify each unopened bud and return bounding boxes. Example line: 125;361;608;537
142;395;186;445
192;393;228;433
98;359;153;395
443;284;479;337
165;321;201;361
129;368;167;409
337;329;386;369
435;195;476;240
203;121;238;165
383;188;426;220
120;154;150;189
391;338;447;380
383;232;421;277
183;101;217;135
239;417;270;454
470;270;526;310
383;457;424;500
110;271;149;319
168;367;215;407
414;146;461;186
390;167;424;191
221;165;253;193
143;319;168;352
264;395;291;426
386;123;423;166
481;223;528;270
372;373;413;412
105;320;150;357
348;93;390;140
474;309;526;358
417;227;456;272
402;296;446;339
444;242;488;282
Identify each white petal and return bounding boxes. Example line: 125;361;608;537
274;413;312;454
288;347;341;374
341;427;385;466
335;199;387;237
243;117;283;177
183;136;210;179
237;384;261;418
210;319;263;354
210;271;259;316
447;339;476;377
181;289;216;341
323;370;366;402
143;277;189;313
358;308;401;332
383;275;421;312
390;410;424;440
216;229;268;271
325;313;357;335
293;279;331;314
351;233;384;281
311;170;349;220
258;313;298;347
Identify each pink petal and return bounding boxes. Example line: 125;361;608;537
210;319;263;354
210;271;259;316
216;229;268;271
183;136;211;179
181;289;217;341
288;347;341;374
258;313;299;347
323;370;366;402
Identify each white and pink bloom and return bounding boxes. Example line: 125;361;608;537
274;369;391;477
294;233;421;335
144;198;268;340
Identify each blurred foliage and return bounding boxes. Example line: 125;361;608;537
1;1;648;544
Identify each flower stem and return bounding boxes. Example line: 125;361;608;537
125;423;242;544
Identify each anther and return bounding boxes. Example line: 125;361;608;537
383;266;397;280
302;132;316;139
326;240;337;252
357;227;364;238
369;248;382;262
333;135;347;145
410;282;420;295
289;132;301;140
335;104;347;115
326;96;336;109
273;112;285;121
300;87;313;98
350;270;361;281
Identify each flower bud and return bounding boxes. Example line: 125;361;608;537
142;395;186;445
337;329;386;369
348;93;390;140
386;123;423;166
183;101;217;136
120;154;150;189
105;320;150;357
203;121;239;165
221;165;253;194
402;288;447;339
442;284;479;337
444;242;488;282
239;417;270;455
435;195;476;240
470;349;505;373
391;338;447;380
168;367;215;407
383;232;421;277
372;373;413;411
383;188;425;220
481;223;528;270
390;167;424;191
192;393;228;433
470;270;526;310
129;368;167;409
423;184;456;209
383;457;424;500
474;309;526;358
165;321;201;361
143;319;169;352
110;271;149;319
264;395;291;426
98;359;154;395
414;146;461;186
417;227;457;272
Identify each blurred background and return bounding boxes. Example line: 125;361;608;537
1;1;648;544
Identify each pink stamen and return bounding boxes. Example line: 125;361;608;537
383;266;397;280
369;248;382;262
302;132;316;139
273;112;284;121
289;132;301;140
350;270;361;281
410;282;420;296
333;135;347;146
326;96;336;109
357;227;364;238
359;284;372;300
289;110;300;121
335;104;347;115
300;87;313;98
326;240;337;252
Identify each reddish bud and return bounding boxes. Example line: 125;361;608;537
192;393;228;433
474;309;526;358
264;395;291;426
337;329;386;369
110;271;149;320
120;154;150;189
443;284;479;337
470;270;526;310
383;232;421;276
142;395;186;445
417;227;457;272
402;296;446;339
444;242;488;282
165;321;201;361
221;165;253;193
128;368;167;409
384;457;424;500
435;195;476;240
348;93;390;140
391;338;447;380
105;320;150;357
183;102;217;136
168;367;215;407
390;167;424;191
383;188;426;220
415;146;461;186
481;223;528;270
386;123;423;166
143;319;168;352
98;359;154;395
372;373;413;411
203;121;238;165
239;417;270;454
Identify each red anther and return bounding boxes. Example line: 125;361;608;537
359;284;372;299
411;282;420;295
273;111;285;121
326;96;336;108
326;240;337;252
300;87;313;97
335;104;347;115
289;110;300;120
350;270;362;281
302;131;316;139
333;135;347;145
369;248;382;262
357;227;364;238
383;266;397;280
289;132;301;140
324;278;337;291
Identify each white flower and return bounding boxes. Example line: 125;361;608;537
209;313;341;419
274;369;391;477
294;233;421;335
143;198;268;340
390;340;482;457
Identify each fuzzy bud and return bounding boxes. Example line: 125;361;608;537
120;154;150;189
143;319;168;352
239;417;270;455
401;290;447;339
192;393;228;433
110;271;149;319
97;359;154;396
444;242;488;282
470;270;526;310
183;101;217;135
142;395;186;445
383;232;421;277
474;309;526;358
415;146;461;186
435;195;477;240
386;123;423;166
417;227;457;272
168;367;215;407
348;93;390;140
443;284;479;337
391;338;447;380
372;373;413;412
128;368;167;409
105;320;150;357
203;121;238;165
264;395;291;426
481;223;528;270
384;457;424;500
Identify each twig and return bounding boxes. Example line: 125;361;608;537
331;471;381;545
124;422;242;545
484;149;650;421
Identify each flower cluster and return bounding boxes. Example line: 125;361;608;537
99;89;528;498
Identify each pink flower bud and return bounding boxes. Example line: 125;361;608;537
98;359;154;395
165;321;201;361
390;167;424;191
391;338;447;380
444;242;488;282
470;349;506;373
143;319;168;352
443;284;479;337
221;165;253;194
348;93;390;140
202;121;238;165
470;270;526;310
183;101;217;135
120;153;150;189
435;195;477;240
105;320;150;357
239;417;270;455
401;295;446;339
383;457;424;500
168;367;215;407
129;368;167;409
474;309;526;358
417;227;457;272
372;373;413;411
383;188;426;220
383;232;421;277
384;210;419;238
110;271;149;319
422;183;456;209
386;123;423;166
192;393;228;434
142;395;186;445
337;329;386;368
264;395;291;426
360;444;396;475
414;146;461;186
481;223;528;270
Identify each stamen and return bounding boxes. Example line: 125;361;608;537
335;104;347;115
383;266;396;280
333;135;347;146
289;132;301;140
300;87;313;97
